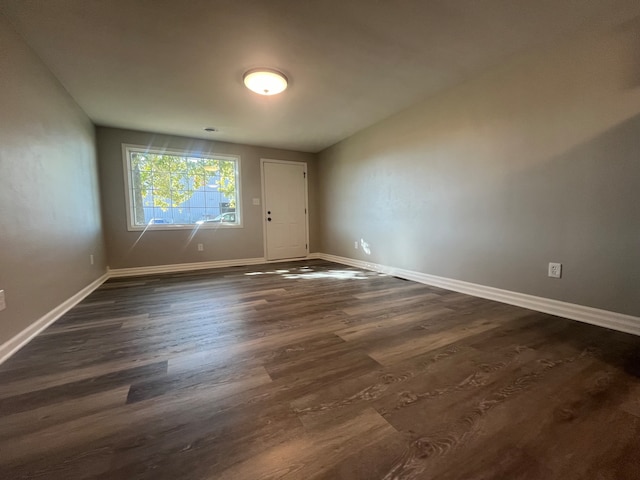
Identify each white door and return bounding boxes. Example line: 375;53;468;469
262;160;308;261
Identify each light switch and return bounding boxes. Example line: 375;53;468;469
252;198;260;205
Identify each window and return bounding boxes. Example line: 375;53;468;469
122;144;241;230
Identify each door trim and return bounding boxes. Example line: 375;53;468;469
260;158;310;261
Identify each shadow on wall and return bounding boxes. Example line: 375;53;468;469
505;112;640;315
322;111;640;318
616;14;640;89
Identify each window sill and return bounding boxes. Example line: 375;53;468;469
127;223;244;232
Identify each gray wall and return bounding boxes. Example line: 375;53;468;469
0;16;106;345
97;127;318;269
318;22;640;316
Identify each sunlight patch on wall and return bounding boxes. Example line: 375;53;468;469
360;238;371;255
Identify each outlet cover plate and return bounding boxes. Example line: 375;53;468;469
548;262;562;279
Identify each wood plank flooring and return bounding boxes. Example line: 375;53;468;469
1;259;639;479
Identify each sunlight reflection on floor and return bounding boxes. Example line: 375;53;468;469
244;266;382;280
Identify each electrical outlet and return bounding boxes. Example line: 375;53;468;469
90;254;94;265
548;262;562;279
0;290;5;311
354;241;359;249
197;243;204;252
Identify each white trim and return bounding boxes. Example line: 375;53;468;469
260;158;310;261
121;143;243;231
5;252;636;368
315;253;640;336
0;256;290;364
0;274;109;365
108;257;267;278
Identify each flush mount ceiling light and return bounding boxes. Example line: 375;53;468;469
243;68;288;95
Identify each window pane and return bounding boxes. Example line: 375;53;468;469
126;148;240;228
149;191;169;209
190;207;206;222
191;190;206;208
171;190;190;208
201;190;216;206
167;207;184;224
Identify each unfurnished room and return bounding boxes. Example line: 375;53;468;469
1;1;640;479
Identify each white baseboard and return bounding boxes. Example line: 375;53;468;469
315;253;640;336
0;273;109;365
4;252;637;366
107;257;267;278
0;256;310;364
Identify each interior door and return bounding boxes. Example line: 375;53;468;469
263;160;308;261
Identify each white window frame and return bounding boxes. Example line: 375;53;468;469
121;144;243;231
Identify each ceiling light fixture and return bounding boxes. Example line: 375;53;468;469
243;68;288;96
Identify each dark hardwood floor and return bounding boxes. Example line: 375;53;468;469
1;260;639;479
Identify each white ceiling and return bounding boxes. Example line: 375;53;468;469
1;0;638;152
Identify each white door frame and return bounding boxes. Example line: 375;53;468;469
260;158;310;262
